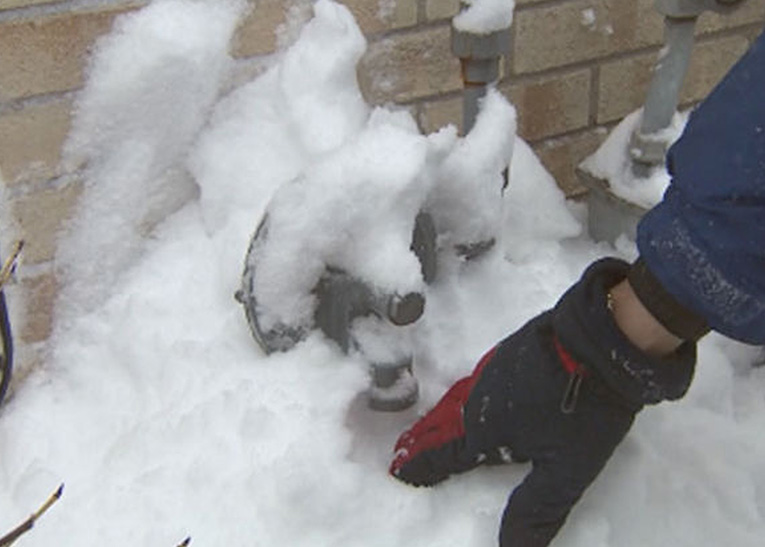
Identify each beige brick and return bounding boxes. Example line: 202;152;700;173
12;182;81;265
598;34;751;124
232;0;287;58
532;128;609;196
233;0;419;58
514;0;664;74
342;0;418;33
419;95;463;134
598;53;654;124
426;0;460;21
19;272;57;344
359;26;461;104
0;8;133;101
0;0;52;9
697;0;765;35
682;34;751;104
422;70;591;141
503;69;592;141
0;98;73;186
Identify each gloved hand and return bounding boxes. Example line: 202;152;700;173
389;346;496;486
389;258;698;547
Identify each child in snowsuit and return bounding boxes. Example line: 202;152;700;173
390;28;765;547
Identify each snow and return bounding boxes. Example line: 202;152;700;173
248;109;433;334
58;0;248;315
580;108;689;209
2;1;765;546
427;88;516;251
453;0;514;34
581;8;596;28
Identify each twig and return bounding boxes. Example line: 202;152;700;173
0;483;64;547
0;241;23;290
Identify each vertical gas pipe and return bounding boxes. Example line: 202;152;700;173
630;0;746;176
451;2;512;134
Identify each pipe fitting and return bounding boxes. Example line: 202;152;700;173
451;8;511;133
655;0;746;18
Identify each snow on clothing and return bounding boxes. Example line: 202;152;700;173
638;29;765;345
391;258;696;547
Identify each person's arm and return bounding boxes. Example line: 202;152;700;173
499;410;633;547
608;257;708;358
636;29;765;346
609;278;682;357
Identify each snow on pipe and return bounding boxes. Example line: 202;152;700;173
313;269;423;412
307;211;435;412
237;212;436;412
239;2;516;412
630;0;747;176
449;1;512;258
451;2;512;134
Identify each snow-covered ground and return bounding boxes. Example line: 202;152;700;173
2;1;765;546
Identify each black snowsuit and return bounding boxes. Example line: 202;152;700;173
390;258;696;546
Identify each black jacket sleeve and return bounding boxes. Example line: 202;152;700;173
499;403;633;547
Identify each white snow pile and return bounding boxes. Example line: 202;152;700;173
580;108;689;209
249;88;517;338
58;0;248;316
427;89;517;251
453;0;515;34
248;109;436;336
1;1;765;546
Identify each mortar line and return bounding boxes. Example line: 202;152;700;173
0;0;145;23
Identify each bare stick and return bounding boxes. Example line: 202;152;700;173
0;241;24;290
0;483;64;547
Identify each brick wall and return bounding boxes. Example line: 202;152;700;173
0;0;150;377
0;0;763;364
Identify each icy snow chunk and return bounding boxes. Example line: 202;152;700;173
580;109;688;209
277;0;369;156
427;88;516;248
502;139;582;261
58;0;246;313
189;69;306;234
65;0;244;170
250;109;436;334
191;0;370;234
453;0;515;34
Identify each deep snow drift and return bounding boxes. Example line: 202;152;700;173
1;1;764;546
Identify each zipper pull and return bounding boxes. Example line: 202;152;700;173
561;372;583;414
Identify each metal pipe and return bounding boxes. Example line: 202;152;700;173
630;15;698;175
641;17;697;136
451;4;511;133
630;0;747;175
313;269;421;411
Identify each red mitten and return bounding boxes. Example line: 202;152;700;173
390;346;496;486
